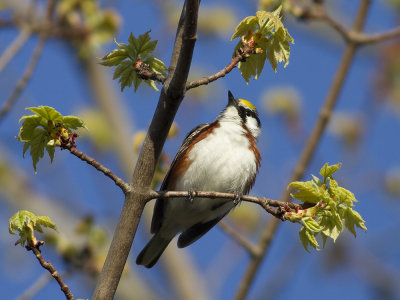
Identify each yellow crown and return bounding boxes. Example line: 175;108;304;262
238;98;256;110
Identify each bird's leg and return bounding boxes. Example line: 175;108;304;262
233;194;241;206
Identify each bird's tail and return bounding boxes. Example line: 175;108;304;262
136;233;173;268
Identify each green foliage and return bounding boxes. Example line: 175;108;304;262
100;31;167;92
17;106;85;173
287;163;367;252
9;210;57;247
231;6;294;82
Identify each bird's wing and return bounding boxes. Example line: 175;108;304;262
150;123;211;234
177;212;229;248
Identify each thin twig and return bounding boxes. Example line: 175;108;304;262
64;145;131;195
185;40;254;91
234;1;373;300
295;2;400;45
27;245;74;300
0;28;31;73
134;59;166;83
0;0;55;124
218;221;260;257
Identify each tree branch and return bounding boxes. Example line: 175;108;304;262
0;28;31;73
92;1;200;299
185;39;255;90
147;190;302;220
234;1;373;300
134;59;166;83
133;38;256;92
63;145;131;195
27;244;74;300
218;221;261;257
295;1;400;45
0;0;55;124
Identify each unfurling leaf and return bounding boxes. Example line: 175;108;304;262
319;162;342;180
288;180;320;203
100;31;167;92
287;163;366;252
17;106;85;172
9;210;57;247
231;6;294;83
299;227;319;252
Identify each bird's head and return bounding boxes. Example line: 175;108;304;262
218;91;261;140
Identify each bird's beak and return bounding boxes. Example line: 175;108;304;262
228;90;237;107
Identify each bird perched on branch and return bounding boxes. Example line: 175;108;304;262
136;91;261;268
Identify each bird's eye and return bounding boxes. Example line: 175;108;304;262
246;110;252;117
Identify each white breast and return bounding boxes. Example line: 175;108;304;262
179;121;257;194
161;121;258;233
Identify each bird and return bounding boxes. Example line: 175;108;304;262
136;90;261;268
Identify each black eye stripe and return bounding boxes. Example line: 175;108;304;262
237;107;261;127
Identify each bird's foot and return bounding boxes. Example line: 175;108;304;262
233;194;241;205
188;190;197;203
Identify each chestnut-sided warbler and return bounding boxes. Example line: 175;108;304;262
136;91;261;268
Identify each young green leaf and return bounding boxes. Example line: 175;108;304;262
9;210;57;247
319;214;342;243
29;128;50;173
302;217;322;232
100;31;167;92
231;6;294;82
17;106;85;172
288;180;321;203
63;116;86;130
299;227;319;252
343;207;367;237
231;16;258;40
287;162;367;252
320;162;342;180
18;115;42;142
27;106;63;123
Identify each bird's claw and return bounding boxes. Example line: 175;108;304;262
233;194;241;205
188;190;197;203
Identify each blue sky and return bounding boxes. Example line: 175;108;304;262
1;0;400;299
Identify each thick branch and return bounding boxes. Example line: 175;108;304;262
92;1;200;299
64;145;131;195
234;1;372;300
27;245;74;300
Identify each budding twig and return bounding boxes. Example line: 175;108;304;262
185;39;255;91
134;59;166;83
